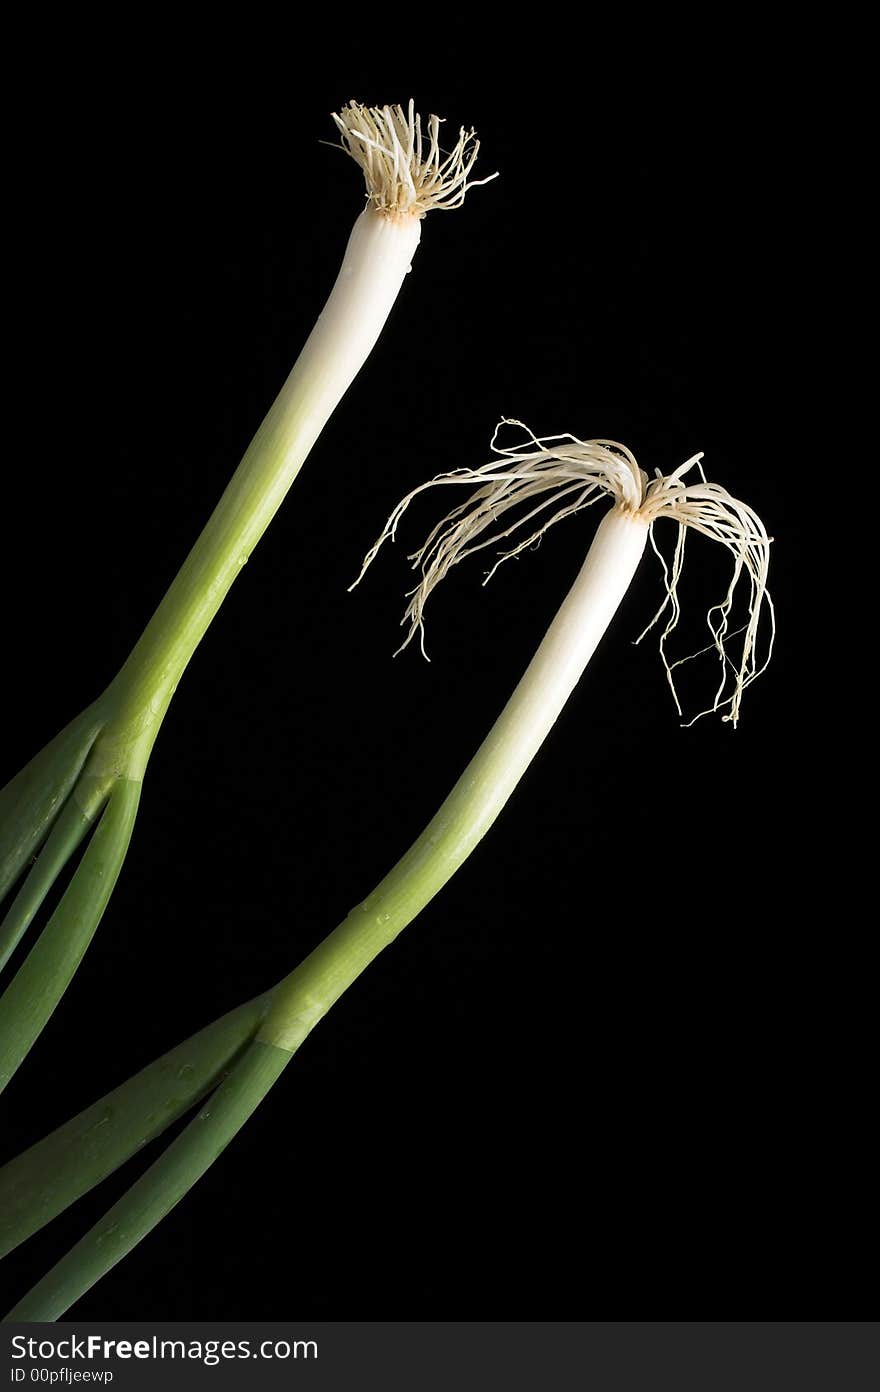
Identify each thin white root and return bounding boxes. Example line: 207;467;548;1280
636;457;775;728
332;99;498;218
350;420;646;658
353;421;774;726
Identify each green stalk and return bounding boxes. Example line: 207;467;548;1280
259;509;649;1051
0;781;140;1093
0;991;270;1258
85;209;422;789
0;797;95;973
6;1040;290;1321
0;703;105;908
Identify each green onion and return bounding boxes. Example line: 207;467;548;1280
0;993;269;1258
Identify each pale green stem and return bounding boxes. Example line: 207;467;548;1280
88;209;422;786
261;507;649;1049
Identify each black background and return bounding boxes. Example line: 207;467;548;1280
1;33;856;1321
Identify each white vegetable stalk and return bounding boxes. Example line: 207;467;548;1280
257;99;498;489
260;421;774;1050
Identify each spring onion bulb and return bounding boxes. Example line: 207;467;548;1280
2;422;773;1319
0;101;496;1091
